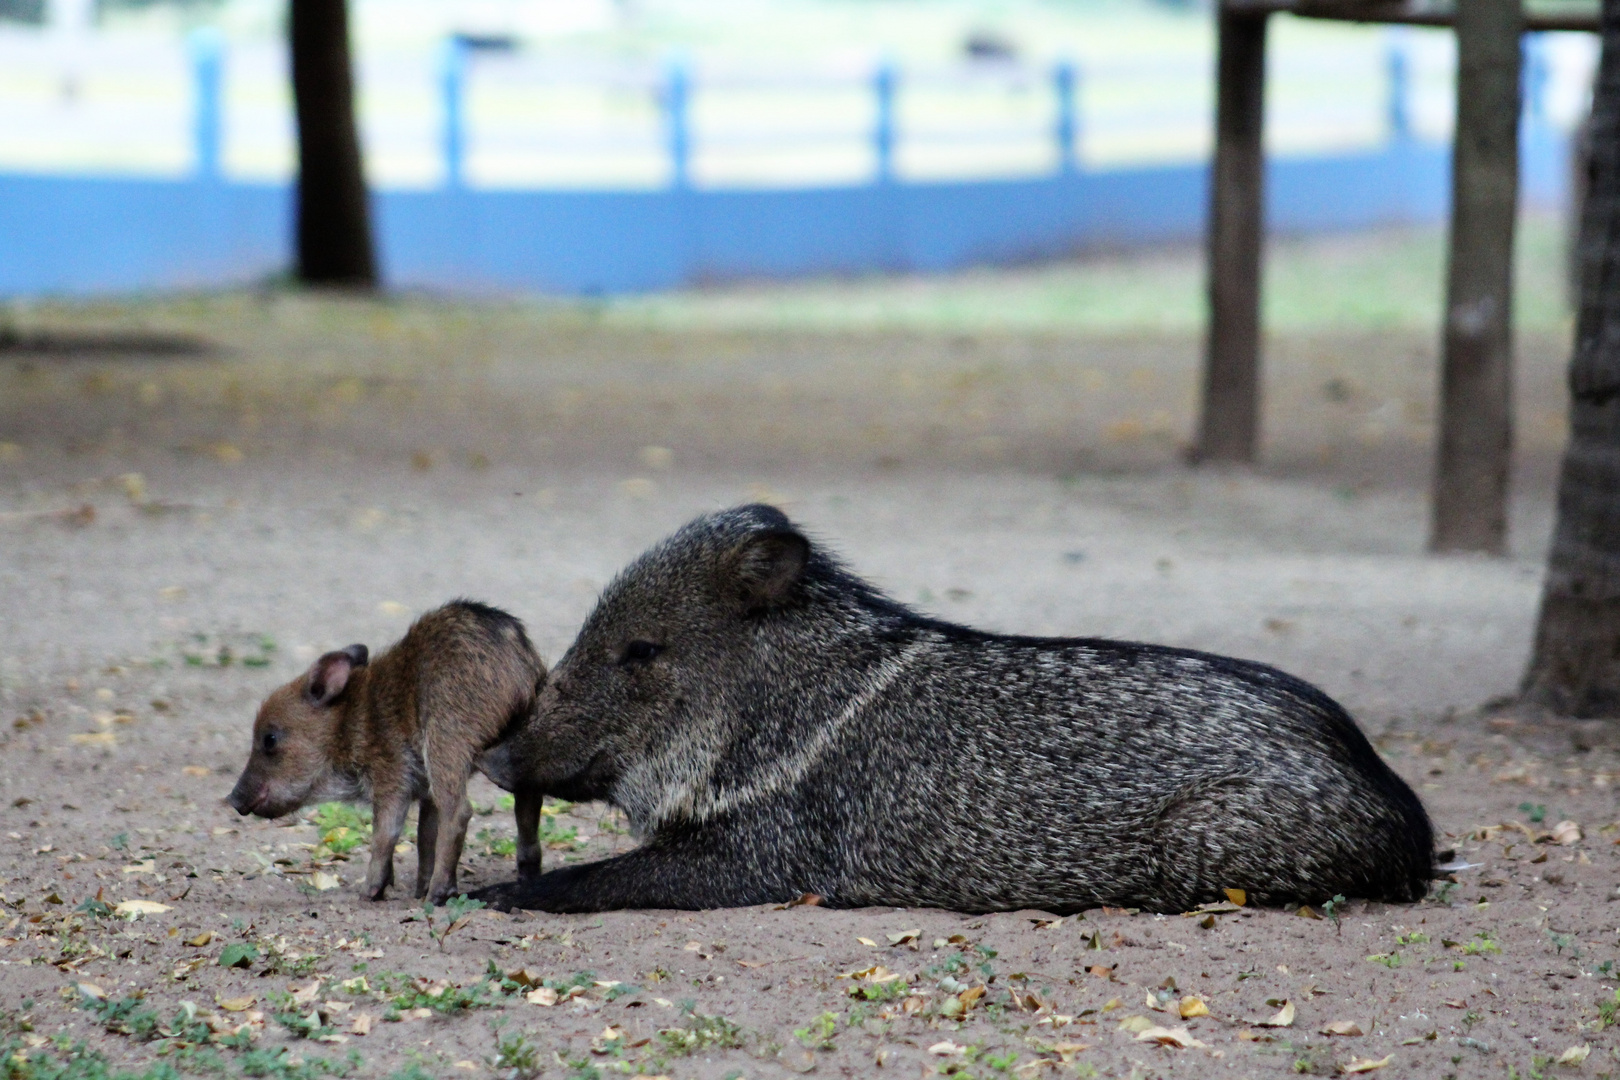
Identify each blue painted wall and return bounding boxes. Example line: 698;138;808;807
0;133;1560;298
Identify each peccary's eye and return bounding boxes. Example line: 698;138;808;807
262;730;279;753
619;640;663;665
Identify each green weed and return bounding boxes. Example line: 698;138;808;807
792;1011;839;1052
659;1007;746;1056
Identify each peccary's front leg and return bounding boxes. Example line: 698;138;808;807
414;799;439;900
365;792;412;901
513;788;542;882
470;836;796;913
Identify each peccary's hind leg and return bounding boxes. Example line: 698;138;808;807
1150;778;1428;910
513;789;542;882
415;799;440;900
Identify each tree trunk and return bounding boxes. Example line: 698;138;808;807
1429;0;1520;554
290;0;376;287
1196;6;1268;464
1522;0;1620;716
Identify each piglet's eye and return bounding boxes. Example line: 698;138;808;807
262;731;279;753
619;640;663;665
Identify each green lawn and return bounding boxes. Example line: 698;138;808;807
595;214;1574;337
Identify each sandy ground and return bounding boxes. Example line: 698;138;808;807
1;294;1618;1080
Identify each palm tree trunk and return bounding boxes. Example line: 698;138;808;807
1522;0;1620;716
290;0;376;287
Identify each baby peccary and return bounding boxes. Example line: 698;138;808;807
473;505;1435;915
227;601;547;905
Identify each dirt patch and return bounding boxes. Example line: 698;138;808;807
0;296;1612;1080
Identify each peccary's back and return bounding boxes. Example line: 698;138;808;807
799;629;1432;913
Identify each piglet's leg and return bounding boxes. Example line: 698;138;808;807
365;792;411;901
425;772;474;906
415;799;440;900
514;788;542;882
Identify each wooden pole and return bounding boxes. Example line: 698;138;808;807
1430;0;1521;553
290;0;376;288
1197;5;1269;464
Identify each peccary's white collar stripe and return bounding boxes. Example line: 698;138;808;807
625;637;929;832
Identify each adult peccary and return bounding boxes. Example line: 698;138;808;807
473;505;1434;914
227;601;547;904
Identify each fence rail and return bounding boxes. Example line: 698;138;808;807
0;23;1597;190
0;23;1593;296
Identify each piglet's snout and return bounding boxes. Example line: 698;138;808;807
225;775;261;816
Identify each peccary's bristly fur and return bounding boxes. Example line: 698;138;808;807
473;505;1435;914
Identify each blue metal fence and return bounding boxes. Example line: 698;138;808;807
0;31;1575;297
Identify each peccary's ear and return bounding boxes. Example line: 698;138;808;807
305;644;367;705
723;528;810;612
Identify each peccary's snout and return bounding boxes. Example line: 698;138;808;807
225;772;262;816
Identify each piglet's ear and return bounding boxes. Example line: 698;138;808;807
723;528;810;613
305;644;367;706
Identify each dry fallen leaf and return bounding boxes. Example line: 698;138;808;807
218;997;256;1012
928;1041;965;1056
70;732;117;747
1321;1020;1364;1037
290;980;323;1006
1134;1025;1206;1049
1295;905;1322;920
350;1014;373;1036
1341;1055;1392;1073
1556;1045;1591;1066
1552;820;1583;846
114;900;171;917
182;766;210;777
1223;888;1247;906
1179;996;1210;1019
1117;1015;1156;1034
857;937;879;947
526;987;558;1006
122;861;156;875
1256;1001;1296;1028
887;928;921;947
76;982;106;1000
186;932;215;947
310;871;341;891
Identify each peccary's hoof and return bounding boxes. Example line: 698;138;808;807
468;881;521;912
517;860;541;883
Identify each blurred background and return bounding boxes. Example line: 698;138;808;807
0;0;1599;719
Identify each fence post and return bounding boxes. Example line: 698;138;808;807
874;59;896;184
665;58;691;190
1385;32;1410;143
1054;59;1080;175
189;27;224;182
440;36;467;190
1522;32;1549;132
